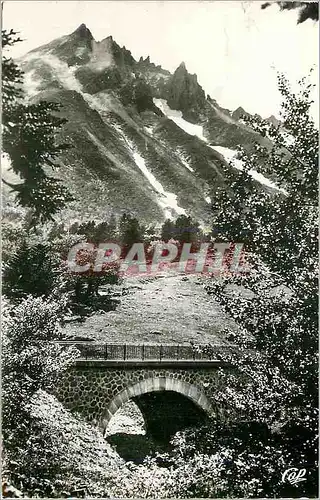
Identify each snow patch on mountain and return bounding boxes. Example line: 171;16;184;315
212;146;286;192
132;150;186;219
205;196;212;204
153;99;207;141
154;98;285;193
110;124;187;219
176;151;194;172
180;157;194;173
144;126;154;135
83;92;115;116
212;146;244;170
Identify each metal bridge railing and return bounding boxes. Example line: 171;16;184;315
58;342;231;362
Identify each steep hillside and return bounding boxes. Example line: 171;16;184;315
11;24;273;225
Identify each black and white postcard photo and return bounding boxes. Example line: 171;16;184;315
1;1;319;498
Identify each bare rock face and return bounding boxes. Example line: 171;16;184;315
74;23;94;43
232;106;251;121
165;62;207;122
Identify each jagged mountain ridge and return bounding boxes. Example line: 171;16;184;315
15;24;271;225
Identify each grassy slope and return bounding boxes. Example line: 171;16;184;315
63;270;239;344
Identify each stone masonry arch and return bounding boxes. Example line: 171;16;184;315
103;376;212;437
54;360;229;442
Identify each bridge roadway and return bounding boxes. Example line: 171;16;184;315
56;342;234;442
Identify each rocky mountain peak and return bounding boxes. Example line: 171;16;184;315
175;62;198;79
177;61;187;72
232;106;250;121
22;23;95;66
165;61;206;121
72;23;94;43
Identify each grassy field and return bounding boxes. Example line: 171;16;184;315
63;269;240;345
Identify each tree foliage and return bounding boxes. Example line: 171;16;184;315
2;242;61;301
262;1;319;23
118;213;145;249
199;72;319;495
160;215;205;244
2;29;73;223
157;415;319;498
2;297;79;494
2;229;121;313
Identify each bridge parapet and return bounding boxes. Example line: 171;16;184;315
59;342;232;362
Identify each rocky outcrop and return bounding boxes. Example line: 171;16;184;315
74;23;94;44
165;62;207;122
231;106;251;121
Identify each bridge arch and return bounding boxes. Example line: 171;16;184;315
103;376;212;440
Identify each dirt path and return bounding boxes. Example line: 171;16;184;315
63;271;239;345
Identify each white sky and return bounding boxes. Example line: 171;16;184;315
2;1;319;121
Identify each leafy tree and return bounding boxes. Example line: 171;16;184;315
119;213;144;249
108;213;118;240
47;221;66;240
144;223;158;243
160;422;285;498
1;220;27;262
174;215;201;244
2;227;121;316
200;72;318;495
94;221;112;243
2;29;23;105
53;232;120;306
2;29;73;223
2;296;79;495
160;218;175;242
2;241;62;301
262;1;319;23
76;217;118;244
77;220;97;241
158;415;319;498
68;221;80;234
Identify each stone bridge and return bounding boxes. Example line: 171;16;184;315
55;343;234;442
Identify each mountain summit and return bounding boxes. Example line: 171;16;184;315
16;25;270;225
74;23;94;40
